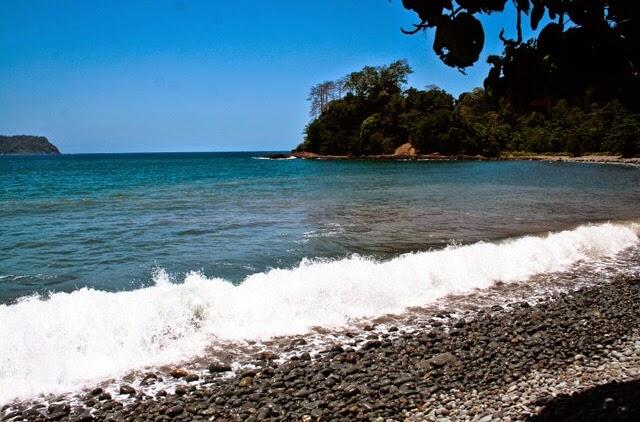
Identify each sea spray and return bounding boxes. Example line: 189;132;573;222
0;221;638;403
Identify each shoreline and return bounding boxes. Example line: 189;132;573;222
280;152;640;166
3;275;640;421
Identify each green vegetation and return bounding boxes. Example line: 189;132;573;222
296;61;640;157
299;2;640;157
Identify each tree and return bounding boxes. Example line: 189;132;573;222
604;115;640;158
399;1;640;111
343;60;413;99
378;60;413;95
308;81;337;117
297;60;640;157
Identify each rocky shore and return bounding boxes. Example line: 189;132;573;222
503;154;640;166
2;275;640;421
265;151;640;166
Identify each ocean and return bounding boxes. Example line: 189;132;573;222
1;152;639;403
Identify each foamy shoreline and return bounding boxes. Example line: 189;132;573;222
1;222;639;421
1;222;637;406
2;276;640;421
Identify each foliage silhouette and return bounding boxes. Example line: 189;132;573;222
399;1;639;112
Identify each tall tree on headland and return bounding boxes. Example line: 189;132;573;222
343;60;412;99
308;81;338;117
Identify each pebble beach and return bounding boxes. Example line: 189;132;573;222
3;274;639;421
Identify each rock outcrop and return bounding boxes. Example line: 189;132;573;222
393;142;416;157
0;135;60;155
292;151;320;159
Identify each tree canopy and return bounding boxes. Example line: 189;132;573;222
297;60;640;158
297;4;640;158
399;1;639;111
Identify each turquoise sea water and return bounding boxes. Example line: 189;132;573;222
2;152;640;403
1;152;639;304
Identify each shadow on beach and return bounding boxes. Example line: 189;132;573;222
528;379;640;421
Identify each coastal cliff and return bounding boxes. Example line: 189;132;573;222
0;135;60;155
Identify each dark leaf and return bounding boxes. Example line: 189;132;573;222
516;0;531;14
402;0;452;27
434;13;485;69
542;0;564;17
457;0;507;13
537;22;563;55
567;0;605;26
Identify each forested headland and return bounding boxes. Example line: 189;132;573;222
296;1;639;158
296;60;640;158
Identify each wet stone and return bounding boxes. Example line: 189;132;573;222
208;362;232;373
184;374;199;382
299;352;312;361
170;368;190;378
427;352;461;368
48;412;69;421
165;406;183;417
119;384;136;395
2;411;21;420
238;377;253;387
72;411;94;422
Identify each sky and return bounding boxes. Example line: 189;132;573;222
0;1;531;153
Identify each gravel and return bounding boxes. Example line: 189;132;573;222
2;276;640;421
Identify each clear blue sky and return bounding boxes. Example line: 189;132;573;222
0;1;528;153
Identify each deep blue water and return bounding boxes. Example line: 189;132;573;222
1;152;639;303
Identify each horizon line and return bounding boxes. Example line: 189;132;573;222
1;149;292;156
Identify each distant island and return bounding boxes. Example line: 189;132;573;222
0;135;60;155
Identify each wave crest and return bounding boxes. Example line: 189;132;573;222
0;221;638;402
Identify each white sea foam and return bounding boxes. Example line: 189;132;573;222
300;223;346;243
251;156;297;160
0;222;638;403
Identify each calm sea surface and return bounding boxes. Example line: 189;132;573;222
1;152;639;303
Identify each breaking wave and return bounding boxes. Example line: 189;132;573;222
0;221;638;403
